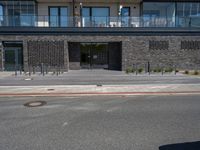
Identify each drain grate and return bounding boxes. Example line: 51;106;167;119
24;101;47;107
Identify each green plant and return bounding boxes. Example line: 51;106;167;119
184;70;189;74
194;70;199;75
165;68;173;73
126;67;133;74
153;68;162;73
138;68;143;73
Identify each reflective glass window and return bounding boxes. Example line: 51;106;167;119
143;2;175;27
0;5;3;23
49;7;68;27
82;7;109;27
176;3;200;27
121;7;130;27
2;0;35;26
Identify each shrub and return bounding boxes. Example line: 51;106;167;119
153;68;162;73
138;68;143;73
184;70;189;74
165;68;173;73
194;70;199;75
126;67;133;74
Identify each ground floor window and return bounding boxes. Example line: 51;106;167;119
68;42;122;71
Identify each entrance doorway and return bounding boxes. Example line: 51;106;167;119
3;42;23;71
80;43;108;69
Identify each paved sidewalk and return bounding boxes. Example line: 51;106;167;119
0;70;200;85
0;84;200;96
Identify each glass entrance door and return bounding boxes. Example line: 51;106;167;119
4;47;23;71
80;43;108;69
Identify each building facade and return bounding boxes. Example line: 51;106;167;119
0;0;200;71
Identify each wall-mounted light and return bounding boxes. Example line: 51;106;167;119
119;5;123;16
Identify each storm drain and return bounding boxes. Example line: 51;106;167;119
24;101;47;107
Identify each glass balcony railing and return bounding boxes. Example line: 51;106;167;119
0;15;200;28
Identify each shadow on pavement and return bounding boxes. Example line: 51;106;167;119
159;141;200;150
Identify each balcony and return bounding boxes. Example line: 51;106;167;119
0;15;200;28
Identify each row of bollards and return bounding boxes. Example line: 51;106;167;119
14;64;65;76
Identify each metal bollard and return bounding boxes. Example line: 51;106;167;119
45;65;48;74
15;66;17;76
20;66;22;75
28;66;31;76
56;67;59;76
147;61;150;73
135;64;138;75
33;66;35;75
174;65;177;75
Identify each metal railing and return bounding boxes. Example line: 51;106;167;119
0;15;200;28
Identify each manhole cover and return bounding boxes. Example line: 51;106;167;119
24;101;47;107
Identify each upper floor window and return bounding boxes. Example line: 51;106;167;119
82;7;109;27
143;2;175;27
176;3;200;27
0;0;36;26
49;7;68;27
0;5;3;24
121;7;130;27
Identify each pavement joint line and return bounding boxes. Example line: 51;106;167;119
0;91;200;97
0;83;200;88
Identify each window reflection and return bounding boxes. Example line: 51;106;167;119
0;0;36;26
82;7;109;27
176;3;200;27
121;7;130;27
0;5;3;25
143;2;175;27
49;7;68;27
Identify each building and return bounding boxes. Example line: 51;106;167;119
0;0;200;71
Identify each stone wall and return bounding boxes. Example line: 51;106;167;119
0;35;200;71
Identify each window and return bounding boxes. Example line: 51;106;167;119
176;3;200;27
0;5;3;25
121;7;130;27
143;2;175;27
2;0;36;26
82;7;109;27
49;7;68;27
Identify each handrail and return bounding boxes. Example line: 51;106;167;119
0;15;199;28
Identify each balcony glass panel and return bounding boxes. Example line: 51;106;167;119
49;7;68;27
0;0;35;26
82;7;109;27
143;2;175;27
121;7;130;27
0;5;3;26
82;8;90;27
176;3;200;27
60;7;68;27
50;7;59;27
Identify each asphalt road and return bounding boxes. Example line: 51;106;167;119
0;95;200;150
